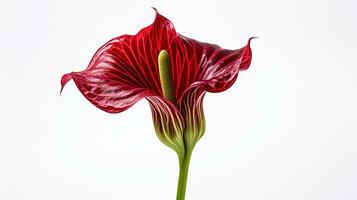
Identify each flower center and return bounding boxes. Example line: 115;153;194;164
158;50;176;104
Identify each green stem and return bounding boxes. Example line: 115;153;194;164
176;149;193;200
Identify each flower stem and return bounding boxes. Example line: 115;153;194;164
176;148;193;200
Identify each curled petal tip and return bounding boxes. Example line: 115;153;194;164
151;7;159;18
239;37;256;70
151;7;158;13
248;37;258;45
151;7;162;23
60;73;72;96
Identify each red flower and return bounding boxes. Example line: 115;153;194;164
61;9;254;199
61;9;253;153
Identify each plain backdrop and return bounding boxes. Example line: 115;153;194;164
0;0;356;199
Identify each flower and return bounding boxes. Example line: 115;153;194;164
60;8;254;199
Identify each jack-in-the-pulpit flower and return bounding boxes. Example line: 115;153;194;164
61;8;254;200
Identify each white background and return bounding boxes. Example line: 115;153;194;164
1;0;356;199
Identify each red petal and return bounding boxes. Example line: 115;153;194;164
61;71;154;113
60;9;178;113
177;87;206;149
168;36;255;100
147;96;185;156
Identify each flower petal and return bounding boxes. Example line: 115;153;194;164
61;71;155;113
177;87;206;149
171;37;254;148
147;96;185;157
60;9;179;113
168;36;255;100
